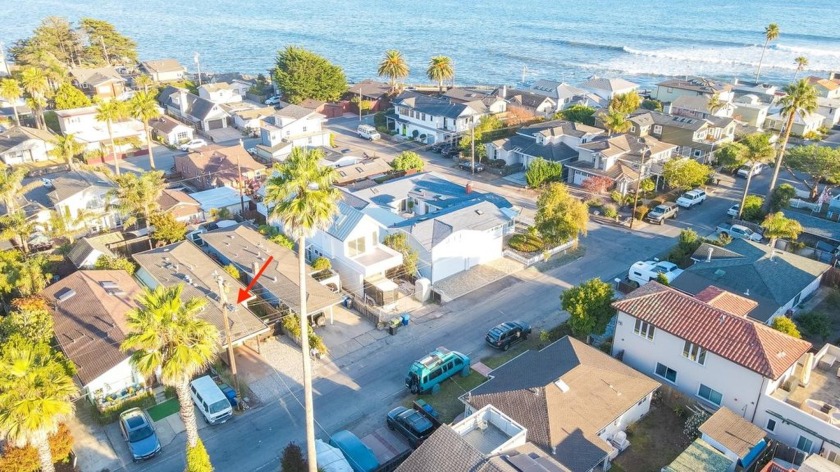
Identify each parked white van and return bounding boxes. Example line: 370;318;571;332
190;376;232;425
357;124;381;141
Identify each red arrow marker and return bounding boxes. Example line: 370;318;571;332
237;255;274;304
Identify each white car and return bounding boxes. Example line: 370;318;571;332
264;96;282;106
628;260;684;286
179;139;208;151
737;163;765;178
676;189;707;209
726;204;740;218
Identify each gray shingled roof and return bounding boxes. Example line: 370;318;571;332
0;126;55;153
199;223;341;315
785;211;840;242
273;104;315;120
133;241;269;345
41;270;143;386
467;337;659;472
394;91;476;119
48;170;114;204
396;426;508;472
397;200;512;251
67;233;124;268
673;239;830;320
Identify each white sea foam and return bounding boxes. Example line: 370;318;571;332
605;43;838;80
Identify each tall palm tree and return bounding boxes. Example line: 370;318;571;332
426;56;454;93
95;99;128;176
120;285;220;458
755;23;780;83
0;78;23;126
0;336;77;472
14;255;52;297
19;68;50;129
128;91;161;170
0;211;36;253
377;50;409;93
264;147;340;472
706;93;724;115
793;56;809;80
761;212;803;249
602;110;631;136
766;79;819;204
49;134;84;171
729;134;775;219
111;171;164;249
0;163;26;215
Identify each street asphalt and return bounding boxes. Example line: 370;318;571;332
102;117;813;471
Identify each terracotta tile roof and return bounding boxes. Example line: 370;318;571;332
695;286;757;317
612;283;812;379
808;76;840;91
41;271;143;386
699;407;766;458
467;337;659;471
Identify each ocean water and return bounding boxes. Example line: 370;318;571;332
3;0;839;88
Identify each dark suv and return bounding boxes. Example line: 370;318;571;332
486;321;531;351
386;406;438;448
458;161;485;173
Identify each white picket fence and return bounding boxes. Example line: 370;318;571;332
790;198;822;212
504;239;577;267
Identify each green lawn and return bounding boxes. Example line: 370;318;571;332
147;398;180;422
404;371;488;423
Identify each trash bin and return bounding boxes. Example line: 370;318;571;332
343;296;352;309
401;313;410;326
389;324;399;335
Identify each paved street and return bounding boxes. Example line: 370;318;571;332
86;118;811;472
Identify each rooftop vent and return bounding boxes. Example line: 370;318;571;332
55;287;76;303
553;379;570;393
100;281;118;290
713;269;726;278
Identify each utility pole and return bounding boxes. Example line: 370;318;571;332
214;273;242;410
629;150;650;230
359;85;363;122
237;140;246;215
470;118;475;175
99;36;110;66
194;52;203;86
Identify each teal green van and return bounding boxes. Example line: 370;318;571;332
405;348;470;394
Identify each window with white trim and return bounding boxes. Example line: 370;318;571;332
697;384;722;405
682;341;706;365
653;125;662;134
347;237;366;257
634;318;655;340
655;363;677;383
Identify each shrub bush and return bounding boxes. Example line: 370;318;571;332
95;391;155;424
602;203;618;219
610;191;624;206
312;257;331;271
796;311;832;341
634;204;649;220
508;233;544;253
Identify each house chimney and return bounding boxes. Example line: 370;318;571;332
251;261;260;275
178;88;189;116
501;85;507;99
706;246;714;262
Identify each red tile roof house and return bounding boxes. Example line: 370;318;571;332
41;270;147;408
173;144;267;191
612;282;840;460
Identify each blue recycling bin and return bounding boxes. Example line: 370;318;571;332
401;313;410;326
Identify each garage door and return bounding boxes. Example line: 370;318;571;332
207;119;225;130
572;170;590;186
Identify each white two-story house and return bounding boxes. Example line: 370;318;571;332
352;172;518;288
48;170;120;232
486;119;604;174
612;282;840;464
159;86;231;132
387;91;497;144
566;133;677;194
197;82;248;104
55;106;146;153
0;126;56;165
255;104;330;162
654;78;734;104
